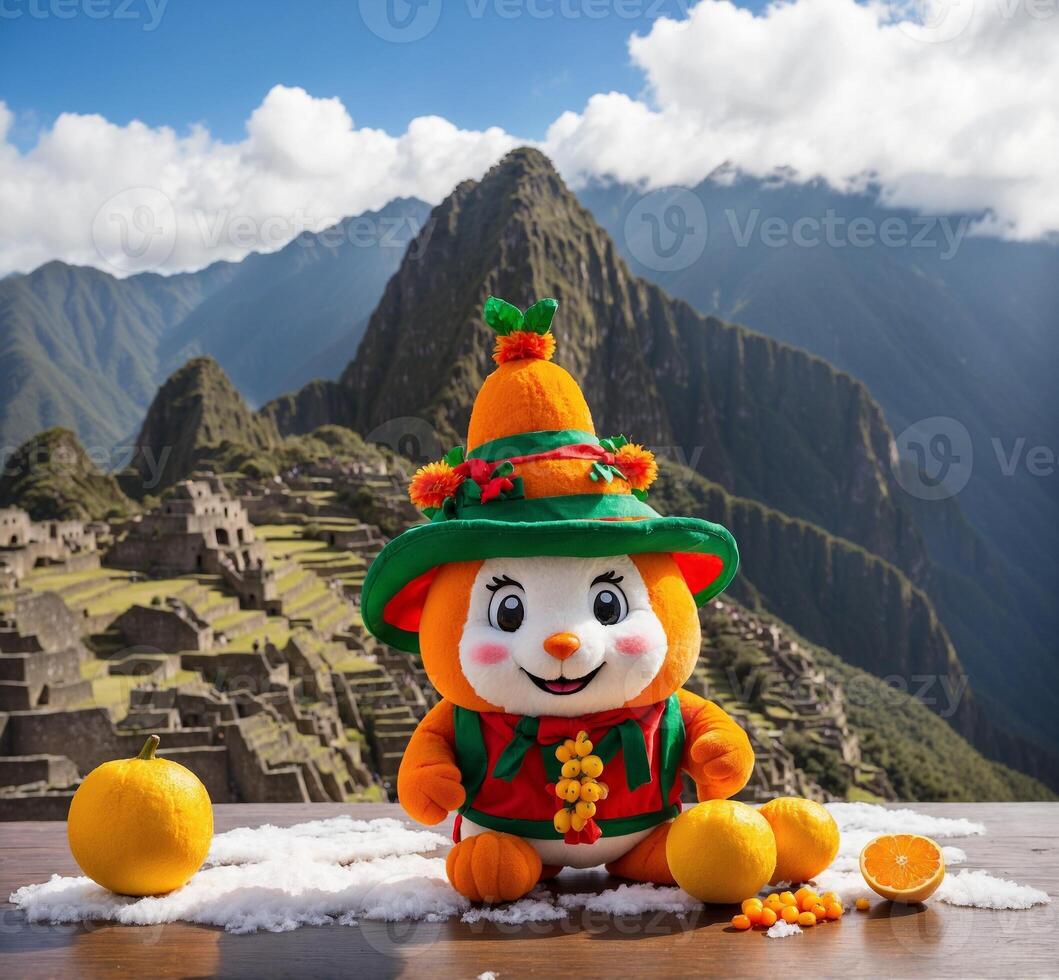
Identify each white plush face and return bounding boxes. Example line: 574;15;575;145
457;555;668;717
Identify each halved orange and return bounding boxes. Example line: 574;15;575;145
859;834;946;903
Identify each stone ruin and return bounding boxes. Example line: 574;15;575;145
0;506;100;585
0;465;430;819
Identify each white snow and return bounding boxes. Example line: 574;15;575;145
766;919;802;938
559;883;700;916
937;870;1050;910
462;890;567;924
8;804;1051;931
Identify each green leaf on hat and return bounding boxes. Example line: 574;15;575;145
522;298;558;335
443;445;466;467
492;460;515;478
483;296;524;336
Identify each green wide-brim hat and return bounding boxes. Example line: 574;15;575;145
360;298;739;654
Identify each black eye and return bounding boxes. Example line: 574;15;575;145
493;593;525;632
593;586;627;626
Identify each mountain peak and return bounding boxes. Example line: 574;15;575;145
0;427;130;521
122;357;277;496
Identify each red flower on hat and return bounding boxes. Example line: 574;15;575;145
615;443;658;492
409;461;464;511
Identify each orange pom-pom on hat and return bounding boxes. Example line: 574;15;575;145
615;443;658;492
493;330;556;364
409;461;464;511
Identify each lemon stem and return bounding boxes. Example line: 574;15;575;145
137;734;160;760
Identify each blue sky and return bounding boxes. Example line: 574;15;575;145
1;0;1053;275
0;0;767;149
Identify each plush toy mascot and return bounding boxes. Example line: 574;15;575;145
361;297;755;903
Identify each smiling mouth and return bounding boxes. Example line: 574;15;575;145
521;663;604;696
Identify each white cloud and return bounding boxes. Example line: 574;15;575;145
0;86;520;276
548;0;1059;239
1;0;1056;276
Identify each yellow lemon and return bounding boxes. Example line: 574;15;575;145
67;735;213;896
759;797;840;885
666;800;777;904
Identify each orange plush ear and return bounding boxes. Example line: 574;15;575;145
418;560;499;712
626;553;702;707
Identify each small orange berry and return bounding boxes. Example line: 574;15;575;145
794;886;813;904
825;902;844;920
798;911;817;927
741;898;763;915
821;891;840;904
855;898;871;911
811;903;827;919
731;914;752;931
780;905;800;924
759;907;778;927
799;892;821;912
779;891;798;907
764;893;783;910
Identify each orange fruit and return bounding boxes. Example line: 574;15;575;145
759;907;778;927
68;735;213;896
780;905;800;924
855;897;871;911
797;911;817;927
860;834;946;904
779;890;798;906
731;914;752;930
824;901;844;920
667;800;777;904
759;797;840;885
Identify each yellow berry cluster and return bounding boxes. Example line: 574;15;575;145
730;888;846;931
552;730;608;834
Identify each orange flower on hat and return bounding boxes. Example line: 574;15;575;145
615;443;658;492
409;461;464;511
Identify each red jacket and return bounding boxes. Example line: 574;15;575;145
452;694;685;843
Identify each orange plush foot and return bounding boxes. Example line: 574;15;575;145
446;831;543;904
539;864;563;882
606;822;676;885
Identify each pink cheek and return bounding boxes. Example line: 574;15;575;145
470;643;510;666
616;635;650;656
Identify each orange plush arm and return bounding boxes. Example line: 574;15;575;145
397;698;466;825
678;689;754;800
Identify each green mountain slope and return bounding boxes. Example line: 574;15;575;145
158;199;432;405
0;261;234;452
581;178;1058;751
0;427;132;520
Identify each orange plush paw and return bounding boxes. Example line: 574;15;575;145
398;762;466;825
446;831;543;904
690;732;752;798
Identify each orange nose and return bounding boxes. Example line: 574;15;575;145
543;632;581;660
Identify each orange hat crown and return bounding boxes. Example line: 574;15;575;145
409;297;657;517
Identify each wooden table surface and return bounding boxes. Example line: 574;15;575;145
1;802;1055;979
